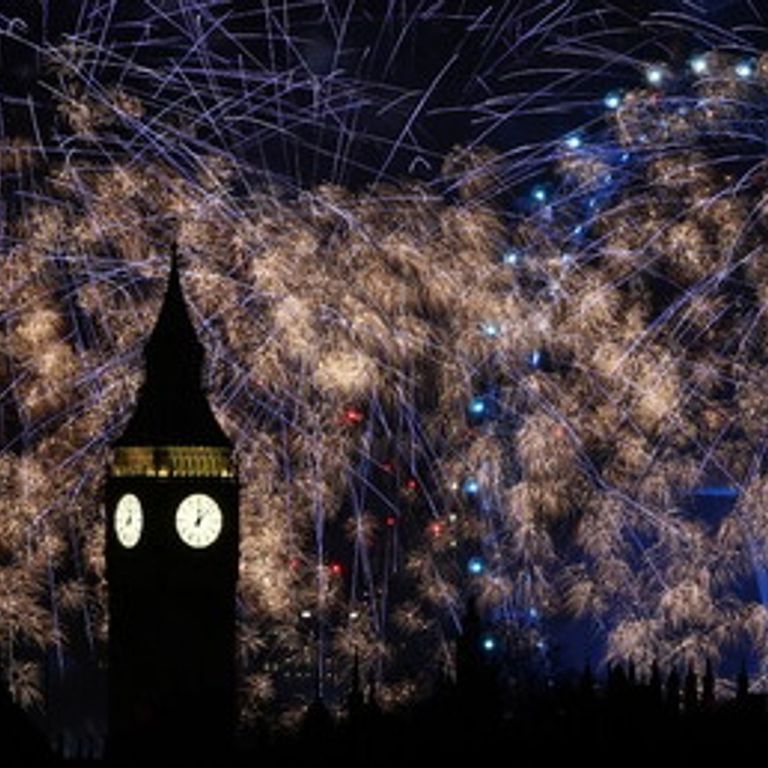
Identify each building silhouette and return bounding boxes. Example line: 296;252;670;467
104;253;239;761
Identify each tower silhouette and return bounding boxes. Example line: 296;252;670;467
105;253;239;760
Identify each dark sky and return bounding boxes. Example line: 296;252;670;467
0;0;760;192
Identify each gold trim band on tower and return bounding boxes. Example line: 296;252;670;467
111;446;236;478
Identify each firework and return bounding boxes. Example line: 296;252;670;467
4;0;768;724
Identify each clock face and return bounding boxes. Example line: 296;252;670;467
115;493;143;548
175;493;223;548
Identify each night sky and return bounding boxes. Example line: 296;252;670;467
0;0;756;188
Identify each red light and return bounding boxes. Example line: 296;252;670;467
386;516;397;527
381;461;395;473
329;562;343;576
343;407;365;425
430;522;444;537
405;478;418;491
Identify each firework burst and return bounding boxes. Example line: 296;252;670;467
4;0;768;723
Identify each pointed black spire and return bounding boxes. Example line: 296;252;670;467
346;648;365;719
702;658;715;711
115;252;229;447
649;659;662;707
455;596;485;692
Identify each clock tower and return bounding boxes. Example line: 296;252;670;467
105;254;238;760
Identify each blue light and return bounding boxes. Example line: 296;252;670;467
482;636;496;652
531;185;548;203
620;152;630;163
735;59;754;79
462;478;480;496
603;90;622;110
468;397;486;416
503;248;520;266
696;486;739;498
528;349;543;369
564;133;582;150
572;224;584;237
645;65;665;86
481;322;500;338
468;556;485;575
528;607;539;620
690;55;708;76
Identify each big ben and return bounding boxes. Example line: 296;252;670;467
105;253;239;760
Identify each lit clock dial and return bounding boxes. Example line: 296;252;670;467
115;493;143;548
175;493;222;548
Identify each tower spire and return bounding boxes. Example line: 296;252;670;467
115;250;229;448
